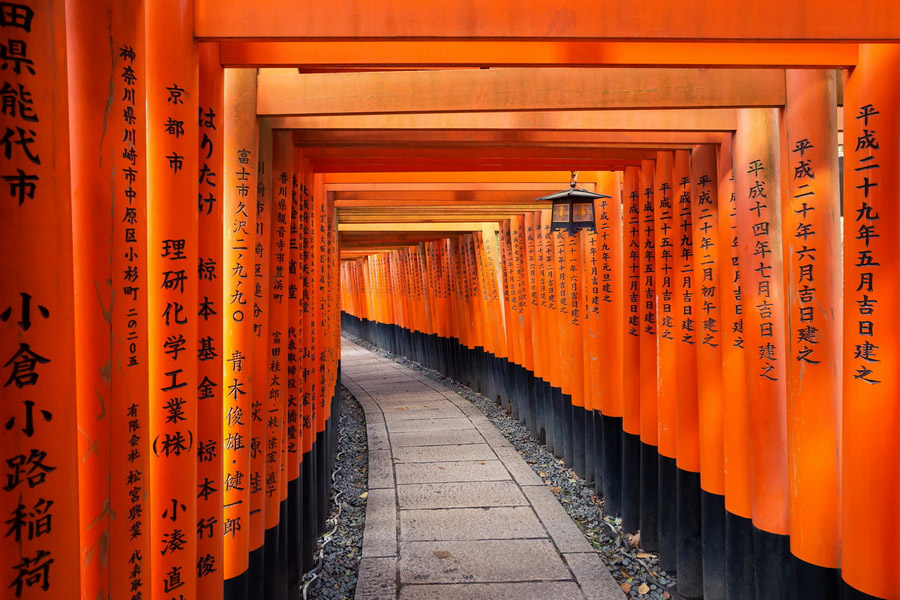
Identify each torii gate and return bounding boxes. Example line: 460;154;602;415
2;2;898;600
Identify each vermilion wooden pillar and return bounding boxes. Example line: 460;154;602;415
259;119;286;599
67;2;148;598
653;151;677;570
621;166;642;533
566;228;587;478
592;171;623;508
581;219;601;488
146;2;199;599
524;213;541;441
691;144;726;600
279;139;304;583
842;44;900;600
555;226;576;465
222;67;256;599
540;210;561;454
734;108;790;599
197;41;225;600
0;3;81;599
110;9;152;600
717;135;754;600
783;68;842;599
638;159;659;551
673;148;703;598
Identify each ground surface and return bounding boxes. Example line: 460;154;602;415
342;338;627;600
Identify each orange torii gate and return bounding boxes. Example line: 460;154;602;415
5;2;900;600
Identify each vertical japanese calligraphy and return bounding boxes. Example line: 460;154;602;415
783;69;842;590
733;108;790;598
222;67;255;586
196;42;224;598
146;1;199;598
1;3;80;598
841;44;900;600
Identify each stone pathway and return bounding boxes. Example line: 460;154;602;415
342;339;625;600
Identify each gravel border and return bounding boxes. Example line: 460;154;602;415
304;386;369;600
342;331;680;600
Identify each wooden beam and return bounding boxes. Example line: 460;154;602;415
195;0;900;42
324;172;596;185
301;146;655;160
340;222;493;231
220;40;857;68
270;109;738;131
339;211;522;223
333;190;556;204
257;68;785;115
291;129;727;147
311;159;635;172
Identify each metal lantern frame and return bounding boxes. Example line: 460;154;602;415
537;171;611;235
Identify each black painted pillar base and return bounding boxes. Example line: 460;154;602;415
676;469;703;598
552;387;565;460
591;410;602;492
752;526;791;600
792;555;841;600
657;454;678;572
621;431;641;533
639;442;659;552
561;394;574;466
725;511;754;600
571;404;586;480
700;490;726;600
582;408;595;488
248;544;265;600
602;416;623;518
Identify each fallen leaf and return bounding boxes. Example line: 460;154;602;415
636;552;652;559
549;485;562;495
663;593;671;599
359;492;368;499
637;583;650;595
433;550;453;559
620;583;631;593
538;471;547;477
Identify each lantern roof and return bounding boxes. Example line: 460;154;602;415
536;183;611;203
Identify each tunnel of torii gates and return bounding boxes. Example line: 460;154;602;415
6;1;900;600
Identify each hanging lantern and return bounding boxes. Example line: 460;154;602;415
537;171;610;235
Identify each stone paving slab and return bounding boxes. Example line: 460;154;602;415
369;449;396;489
394;460;511;485
399;539;572;584
389;429;486;448
392;443;496;464
386;417;475;433
396;482;528;510
522;485;595;553
400;506;546;541
344;338;626;600
382;407;466;421
362;487;398;558
357;557;399;600
399;582;585;600
564;553;628;600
